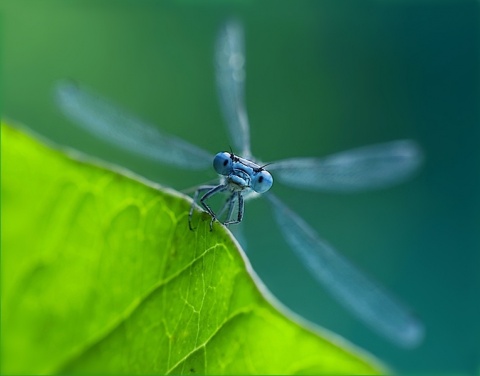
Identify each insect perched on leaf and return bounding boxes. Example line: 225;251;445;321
188;151;273;230
56;20;424;348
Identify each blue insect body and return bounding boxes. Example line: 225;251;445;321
189;152;273;229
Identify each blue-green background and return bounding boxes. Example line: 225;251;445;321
2;1;478;373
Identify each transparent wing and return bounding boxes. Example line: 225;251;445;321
215;20;252;158
55;81;213;170
265;193;424;348
269;140;423;192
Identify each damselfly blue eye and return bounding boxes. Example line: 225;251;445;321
252;170;273;193
213;152;233;175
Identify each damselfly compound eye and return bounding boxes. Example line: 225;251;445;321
252;170;273;193
213;152;233;175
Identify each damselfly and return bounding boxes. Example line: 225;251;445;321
56;20;424;348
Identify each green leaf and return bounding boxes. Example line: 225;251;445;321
1;122;383;374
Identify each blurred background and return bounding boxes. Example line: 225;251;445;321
2;0;478;373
